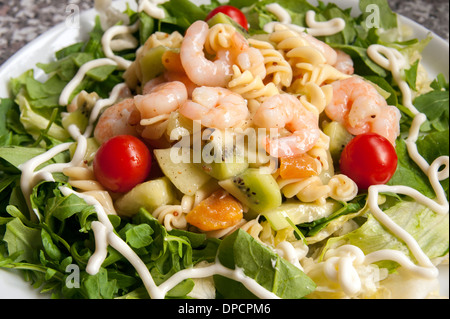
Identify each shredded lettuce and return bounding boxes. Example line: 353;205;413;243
321;200;449;272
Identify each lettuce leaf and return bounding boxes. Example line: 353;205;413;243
322;200;449;271
214;229;316;299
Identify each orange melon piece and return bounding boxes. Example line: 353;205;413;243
185;190;244;231
279;154;320;179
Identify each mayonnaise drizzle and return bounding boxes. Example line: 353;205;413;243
59;58;118;106
83;83;129;138
264;3;346;36
102;22;140;69
138;0;168;20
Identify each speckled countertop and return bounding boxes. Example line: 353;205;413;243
0;0;449;66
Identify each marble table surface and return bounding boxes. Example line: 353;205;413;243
0;0;449;66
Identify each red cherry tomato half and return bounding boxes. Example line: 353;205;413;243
339;133;398;190
93;135;151;193
205;5;249;30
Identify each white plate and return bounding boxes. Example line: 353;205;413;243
0;0;448;299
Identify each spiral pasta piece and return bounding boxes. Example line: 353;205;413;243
306;131;332;172
327;174;358;202
152;182;219;231
145;31;184;50
152;204;187;231
269;24;349;95
227;65;279;104
248;38;293;88
204;23;237;54
291;64;350;89
62;165;118;216
277;175;331;205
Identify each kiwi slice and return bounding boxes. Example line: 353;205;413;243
198;158;249;181
115;177;177;217
62;107;89;133
322;121;353;163
69;137;99;163
139;45;170;84
219;168;282;213
206;12;248;37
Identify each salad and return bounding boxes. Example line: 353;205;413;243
0;0;448;299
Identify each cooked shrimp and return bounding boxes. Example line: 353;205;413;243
179;86;249;129
180;21;233;87
94;98;139;144
325;77;400;145
134;81;188;119
333;49;354;75
142;75;165;94
163;71;197;97
180;20;255;87
252;94;321;158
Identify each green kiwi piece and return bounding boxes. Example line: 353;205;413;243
115;177;177;217
322;121;353;164
69;137;99;163
62;107;89;133
198;159;249;181
219;168;282;213
140;45;170;84
206;12;248;37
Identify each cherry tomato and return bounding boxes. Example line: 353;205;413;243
339;133;398;190
93;135;151;193
205;5;249;30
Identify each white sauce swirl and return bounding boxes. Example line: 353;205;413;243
138;0;168;20
264;4;346;36
101;22;140;70
59;58;118;106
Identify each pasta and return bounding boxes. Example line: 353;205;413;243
248;38;293;88
227;65;279;113
269;24;349;96
306;131;332;173
278;175;332;205
327;174;359;202
204;23;237;54
152;181;220;232
62;165;118;216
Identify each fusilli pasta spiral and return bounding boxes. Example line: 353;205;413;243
227;65;279;112
63;165;118;216
277;175;331;205
269;24;349;96
205;23;236;54
248;38;293;88
327;174;358;202
152;181;220;231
